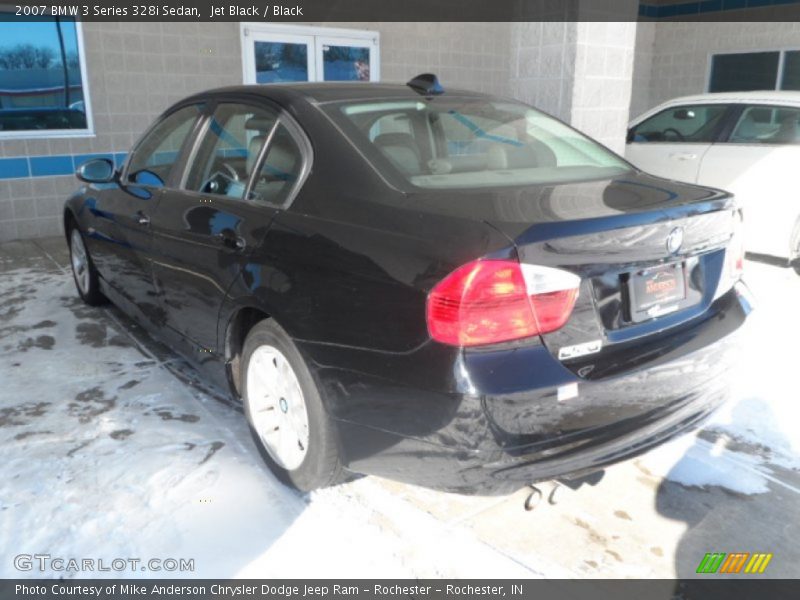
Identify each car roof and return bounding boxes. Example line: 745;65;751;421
657;90;800;106
184;82;491;106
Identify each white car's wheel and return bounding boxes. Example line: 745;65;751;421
241;319;343;491
68;226;106;306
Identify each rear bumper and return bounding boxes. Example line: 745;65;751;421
309;283;752;495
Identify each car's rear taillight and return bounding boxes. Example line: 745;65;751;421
426;259;580;347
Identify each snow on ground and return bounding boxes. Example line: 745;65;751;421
0;241;535;579
637;261;800;495
709;263;800;466
1;239;798;579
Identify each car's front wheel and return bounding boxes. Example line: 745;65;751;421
241;319;343;491
68;226;106;306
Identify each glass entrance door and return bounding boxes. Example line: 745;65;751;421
317;37;378;82
241;25;379;85
243;32;315;84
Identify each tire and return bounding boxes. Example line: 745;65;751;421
241;319;343;491
68;225;106;306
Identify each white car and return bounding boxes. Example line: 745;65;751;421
626;91;800;271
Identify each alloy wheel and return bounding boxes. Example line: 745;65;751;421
70;228;90;295
245;345;310;470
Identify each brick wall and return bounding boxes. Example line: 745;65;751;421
571;21;637;153
509;22;578;122
510;22;637;154
629;21;800;118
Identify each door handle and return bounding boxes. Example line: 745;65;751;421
136;211;150;226
670;152;698;161
216;232;246;251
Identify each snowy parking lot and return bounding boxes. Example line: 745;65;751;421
1;237;798;579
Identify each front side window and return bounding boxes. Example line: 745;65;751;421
326;98;629;189
729;105;800;145
0;16;91;137
125;104;202;188
630;105;728;144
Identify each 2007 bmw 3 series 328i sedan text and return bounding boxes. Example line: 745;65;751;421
63;75;753;494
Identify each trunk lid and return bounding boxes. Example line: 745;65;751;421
403;172;738;377
481;173;738;378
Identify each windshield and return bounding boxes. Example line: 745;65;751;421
325;97;631;189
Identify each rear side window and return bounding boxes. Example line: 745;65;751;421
249;123;304;206
630;105;728;144
325;98;629;189
183;102;279;199
125;104;202;187
728;105;800;145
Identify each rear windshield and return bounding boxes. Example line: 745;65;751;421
324;97;630;189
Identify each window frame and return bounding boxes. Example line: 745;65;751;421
628;103;735;145
173;95;313;210
0;18;95;140
706;48;800;93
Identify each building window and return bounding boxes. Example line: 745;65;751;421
0;16;92;138
709;50;800;93
241;24;379;86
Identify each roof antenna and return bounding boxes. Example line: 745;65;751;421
407;73;444;96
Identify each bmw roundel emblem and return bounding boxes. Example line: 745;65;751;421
666;227;684;254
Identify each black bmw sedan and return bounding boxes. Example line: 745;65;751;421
64;76;753;494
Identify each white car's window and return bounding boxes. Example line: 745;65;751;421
630;105;728;144
729;105;800;145
327;98;629;189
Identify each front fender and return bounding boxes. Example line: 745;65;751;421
63;190;87;236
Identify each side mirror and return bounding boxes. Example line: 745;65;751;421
626;129;635;143
76;158;115;184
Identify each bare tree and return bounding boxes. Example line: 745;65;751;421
35;46;55;69
66;51;79;69
0;44;70;71
15;44;37;69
